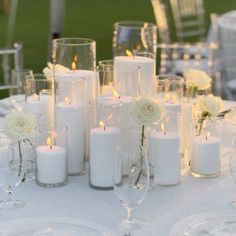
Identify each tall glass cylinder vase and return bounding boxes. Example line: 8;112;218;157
55;76;86;175
89;96;121;190
113;21;157;97
25;74;54;126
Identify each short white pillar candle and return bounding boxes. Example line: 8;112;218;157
36;139;67;186
149;129;180;185
90;122;120;189
190;134;220;177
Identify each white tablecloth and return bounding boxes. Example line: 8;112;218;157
0;100;236;235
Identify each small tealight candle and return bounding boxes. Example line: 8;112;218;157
148;123;180;185
190;133;220;177
90;121;120;189
36;137;67;186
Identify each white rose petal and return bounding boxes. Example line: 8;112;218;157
130;97;162;126
4;112;37;140
184;69;212;90
43;62;70;80
197;94;223;116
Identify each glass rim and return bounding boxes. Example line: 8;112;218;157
113;20;157;29
25;73;50;82
53;37;96;46
156;74;184;82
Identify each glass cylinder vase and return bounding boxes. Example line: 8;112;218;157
55;76;86;176
36;124;68;187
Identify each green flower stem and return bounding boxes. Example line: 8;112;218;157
135;125;145;187
197;111;210;136
17;141;23;177
187;85;198;102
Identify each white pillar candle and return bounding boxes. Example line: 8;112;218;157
56;99;85;175
36;145;67;185
90;125;120;188
114;56;155;96
164;102;182;114
190;134;220;176
148;130;180;185
26;94;51;125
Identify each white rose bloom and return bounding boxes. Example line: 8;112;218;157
4;112;37;140
43;62;70;80
184;69;212;90
197;94;223;116
130;97;162;126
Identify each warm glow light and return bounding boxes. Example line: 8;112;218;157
64;97;71;104
99;121;106;130
206;132;210;141
112;88;120;99
126;50;133;57
47;137;52;149
161;122;166;135
71;61;76;71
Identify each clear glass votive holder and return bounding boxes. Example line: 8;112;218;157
89;98;121;190
55;77;86;176
35;124;68;187
25;74;54;126
148;113;181;186
9;68;33;97
98;59;113;71
190;116;221;178
52;38;96;71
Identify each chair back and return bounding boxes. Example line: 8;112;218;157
150;0;171;43
0;42;23;92
170;0;206;41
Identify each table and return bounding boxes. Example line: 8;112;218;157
0;100;236;235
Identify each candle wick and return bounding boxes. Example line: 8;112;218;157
164;130;166;135
205;135;208;141
118;96;121;99
104;126;106;131
50;145;52;149
37;95;40;101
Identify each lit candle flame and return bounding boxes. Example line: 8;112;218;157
71;61;76;71
161;122;166;135
126;50;133;57
206;132;210;141
112;88;120;99
99;121;106;130
64;97;71;104
47;137;52;149
74;55;78;62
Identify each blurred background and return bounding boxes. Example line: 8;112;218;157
0;0;235;73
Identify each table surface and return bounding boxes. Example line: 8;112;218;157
0;100;236;235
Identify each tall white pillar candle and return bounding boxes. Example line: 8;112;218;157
114;56;155;96
190;134;220;176
26;94;51;125
149;130;180;185
56;99;85;175
36;145;67;185
90;125;120;188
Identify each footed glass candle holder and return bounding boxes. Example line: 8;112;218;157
36;124;68;187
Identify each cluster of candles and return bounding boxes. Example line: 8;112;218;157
24;50;221;188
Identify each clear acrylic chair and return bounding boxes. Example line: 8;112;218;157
156;42;221;95
169;0;206;42
150;0;171;43
218;16;236;100
0;42;23;97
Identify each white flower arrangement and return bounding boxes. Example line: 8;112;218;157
43;62;70;80
130;97;162;126
4;112;37;140
196;94;223;135
184;70;212;99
